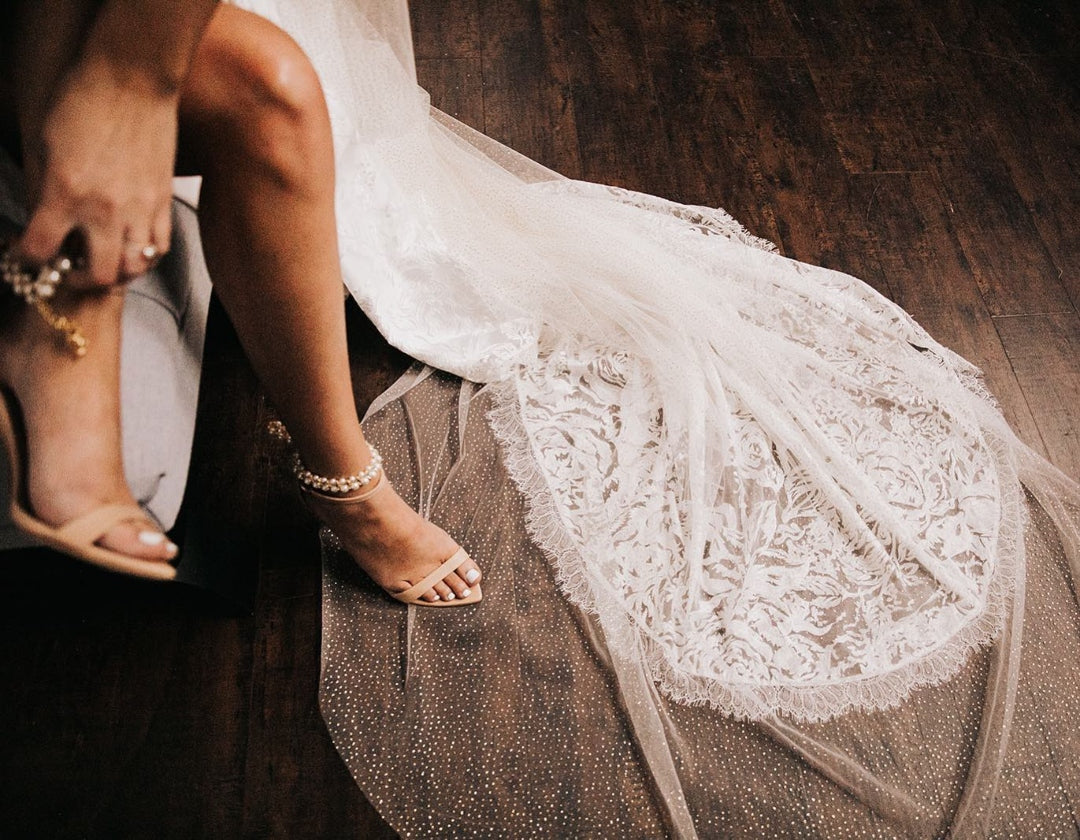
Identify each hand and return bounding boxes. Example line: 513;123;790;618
17;61;179;287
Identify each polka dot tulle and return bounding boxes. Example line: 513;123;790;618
320;370;1080;838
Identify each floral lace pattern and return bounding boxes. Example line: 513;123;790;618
475;198;1021;721
493;321;1009;720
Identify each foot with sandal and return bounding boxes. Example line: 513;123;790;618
271;421;482;604
0;256;179;579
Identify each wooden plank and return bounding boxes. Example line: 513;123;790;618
0;565;256;837
642;0;802;60
922;0;1080;57
717;57;888;288
849;172;1046;448
240;566;393;837
544;0;677;195
416;56;486;129
633;7;797;239
783;0;944;58
409;0;479;61
995;312;1080;477
476;0;581;176
959;53;1080;314
810;56;958;176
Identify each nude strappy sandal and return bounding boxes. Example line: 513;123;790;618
387;546;482;606
300;473;482;607
0;386;177;580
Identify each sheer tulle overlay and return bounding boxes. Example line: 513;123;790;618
322;367;1080;838
235;0;1080;834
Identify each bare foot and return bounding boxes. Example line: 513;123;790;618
0;288;178;566
306;474;481;603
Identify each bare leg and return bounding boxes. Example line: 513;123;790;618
0;287;176;560
0;0;178;564
178;8;480;601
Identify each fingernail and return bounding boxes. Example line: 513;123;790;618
138;531;165;546
445;592;455;601
461;588;471;598
166;541;179;557
465;569;480;584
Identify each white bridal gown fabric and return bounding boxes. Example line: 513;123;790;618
233;0;1080;723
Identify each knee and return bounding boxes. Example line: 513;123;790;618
183;9;332;185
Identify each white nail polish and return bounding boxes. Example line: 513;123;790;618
138;531;165;546
432;594;441;600
461;588;471;598
445;592;455;600
465;569;480;584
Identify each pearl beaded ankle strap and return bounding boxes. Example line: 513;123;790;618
268;419;383;495
289;448;383;494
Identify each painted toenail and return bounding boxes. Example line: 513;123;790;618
461;588;471;598
138;531;165;546
465;569;480;584
445;592;455;600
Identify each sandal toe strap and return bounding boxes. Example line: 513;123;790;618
56;504;154;546
394;547;471;604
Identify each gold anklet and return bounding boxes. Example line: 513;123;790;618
30;298;88;358
0;245;87;358
268;419;384;494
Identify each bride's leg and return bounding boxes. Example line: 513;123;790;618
0;289;178;562
0;0;178;564
178;7;480;601
0;245;184;570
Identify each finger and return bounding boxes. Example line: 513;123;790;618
75;222;125;288
151;203;172;263
17;205;73;265
119;235;157;279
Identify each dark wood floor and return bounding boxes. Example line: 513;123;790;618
1;1;1078;837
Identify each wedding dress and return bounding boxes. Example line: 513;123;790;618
236;0;1080;835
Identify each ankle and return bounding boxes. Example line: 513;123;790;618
1;287;123;376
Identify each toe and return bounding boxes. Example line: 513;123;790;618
422;588;441;603
456;557;482;587
434;581;455;601
443;570;472;600
96;520;179;564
